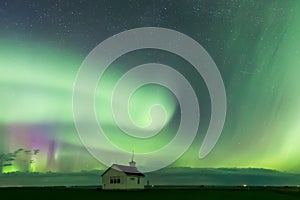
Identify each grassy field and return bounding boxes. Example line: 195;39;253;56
0;186;299;200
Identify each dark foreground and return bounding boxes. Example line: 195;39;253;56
0;186;300;200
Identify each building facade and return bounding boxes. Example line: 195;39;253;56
101;162;145;190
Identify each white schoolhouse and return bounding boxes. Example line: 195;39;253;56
101;159;145;190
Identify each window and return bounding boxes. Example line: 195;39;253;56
110;176;121;184
138;177;140;184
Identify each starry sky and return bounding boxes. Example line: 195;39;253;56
1;0;300;173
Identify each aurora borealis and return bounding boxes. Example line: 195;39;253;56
1;0;300;174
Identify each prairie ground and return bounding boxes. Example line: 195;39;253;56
0;186;299;200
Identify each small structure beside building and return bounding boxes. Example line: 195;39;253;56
101;157;145;190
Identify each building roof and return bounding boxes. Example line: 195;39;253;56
101;164;145;177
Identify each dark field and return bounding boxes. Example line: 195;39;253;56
0;186;300;200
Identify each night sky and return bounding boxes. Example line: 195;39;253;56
1;0;300;173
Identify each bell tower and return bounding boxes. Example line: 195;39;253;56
129;150;136;167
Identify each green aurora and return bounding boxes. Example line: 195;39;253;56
0;1;300;173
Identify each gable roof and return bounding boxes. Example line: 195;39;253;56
101;164;145;177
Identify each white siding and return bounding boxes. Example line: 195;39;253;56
102;168;127;190
126;176;144;189
102;168;145;190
